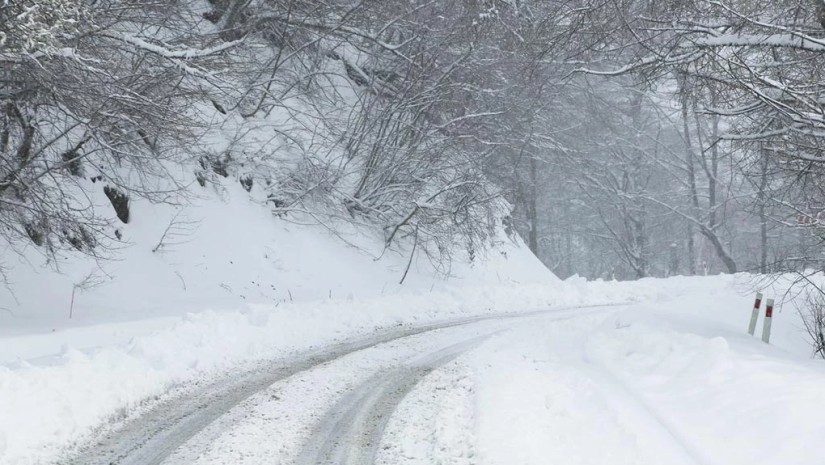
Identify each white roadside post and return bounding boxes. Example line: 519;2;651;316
762;298;774;344
748;292;763;336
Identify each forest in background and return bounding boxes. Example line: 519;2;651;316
1;0;824;282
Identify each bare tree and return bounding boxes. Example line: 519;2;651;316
0;0;240;265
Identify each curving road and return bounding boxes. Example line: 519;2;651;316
293;334;494;465
63;306;608;465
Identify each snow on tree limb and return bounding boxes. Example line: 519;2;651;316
107;34;245;60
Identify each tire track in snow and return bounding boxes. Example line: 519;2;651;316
62;305;614;465
576;362;715;465
293;334;491;465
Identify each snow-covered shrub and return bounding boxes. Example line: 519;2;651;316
802;288;825;359
0;1;237;263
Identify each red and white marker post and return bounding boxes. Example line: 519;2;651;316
748;292;763;336
762;298;774;344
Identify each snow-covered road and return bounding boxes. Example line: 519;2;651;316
38;292;825;465
62;306;609;465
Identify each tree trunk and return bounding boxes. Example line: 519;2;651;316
700;226;738;273
526;155;539;254
680;77;700;276
687;223;696;275
758;143;769;273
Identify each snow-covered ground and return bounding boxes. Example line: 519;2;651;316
381;300;825;465
3;269;823;465
2;175;823;465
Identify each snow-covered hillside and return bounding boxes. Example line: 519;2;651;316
0;176;549;337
